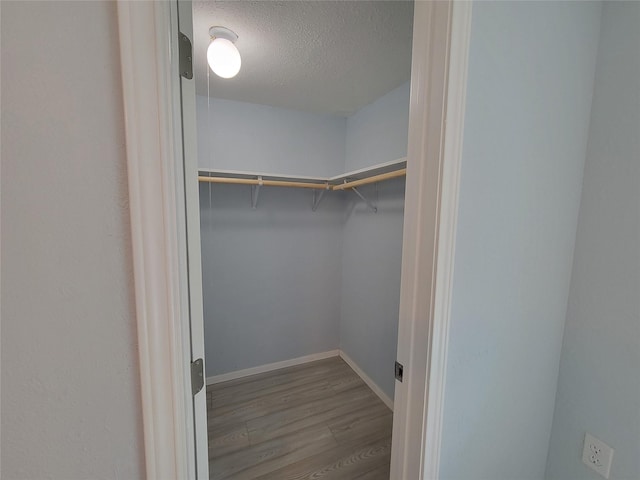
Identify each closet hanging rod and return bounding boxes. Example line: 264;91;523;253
332;168;407;191
198;175;330;190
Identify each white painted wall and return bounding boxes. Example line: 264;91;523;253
439;2;602;478
197;96;345;176
1;1;144;478
545;3;640;478
340;82;410;399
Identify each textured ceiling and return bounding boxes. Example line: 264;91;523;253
193;1;413;116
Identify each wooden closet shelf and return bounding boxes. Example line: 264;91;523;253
199;175;330;190
198;157;407;191
332;169;407;191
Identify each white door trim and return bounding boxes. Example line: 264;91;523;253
390;1;472;479
174;1;210;477
116;0;472;478
116;1;195;478
421;2;472;477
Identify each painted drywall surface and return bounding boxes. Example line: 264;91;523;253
439;2;602;478
339;83;409;399
339;179;405;398
197;82;409;383
196;95;345;176
0;2;144;479
344;81;410;171
199;183;343;376
197;98;347;376
545;3;640;479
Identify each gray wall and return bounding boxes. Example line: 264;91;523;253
197;98;347;376
197;96;345;176
345;82;410;170
340;82;409;398
439;2;602;478
197;85;409;386
545;3;640;478
339;179;405;398
1;1;144;478
199;184;344;376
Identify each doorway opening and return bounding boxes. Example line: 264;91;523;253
116;0;469;477
193;2;413;478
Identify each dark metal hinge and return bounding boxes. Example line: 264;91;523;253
179;32;193;79
191;358;204;395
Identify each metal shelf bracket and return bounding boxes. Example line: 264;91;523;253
251;176;262;209
349;183;377;213
312;183;330;211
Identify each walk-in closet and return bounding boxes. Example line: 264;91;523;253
193;2;414;478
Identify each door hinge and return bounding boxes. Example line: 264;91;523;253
179;32;193;79
395;361;404;382
191;358;204;395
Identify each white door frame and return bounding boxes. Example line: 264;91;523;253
390;2;472;478
116;1;206;478
116;0;472;478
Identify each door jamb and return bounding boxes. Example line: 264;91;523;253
116;0;472;478
116;1;194;478
390;1;472;478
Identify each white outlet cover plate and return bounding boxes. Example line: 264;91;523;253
582;433;614;478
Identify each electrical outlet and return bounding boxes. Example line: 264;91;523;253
582;433;614;478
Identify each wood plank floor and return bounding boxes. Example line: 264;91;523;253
206;356;392;480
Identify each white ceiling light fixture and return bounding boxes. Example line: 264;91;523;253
207;26;241;79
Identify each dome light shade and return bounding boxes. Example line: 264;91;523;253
207;37;241;79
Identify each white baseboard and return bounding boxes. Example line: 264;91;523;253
339;350;394;411
206;350;340;385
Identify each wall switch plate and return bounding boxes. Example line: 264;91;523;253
582;433;614;478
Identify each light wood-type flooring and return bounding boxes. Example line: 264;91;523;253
207;356;393;480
